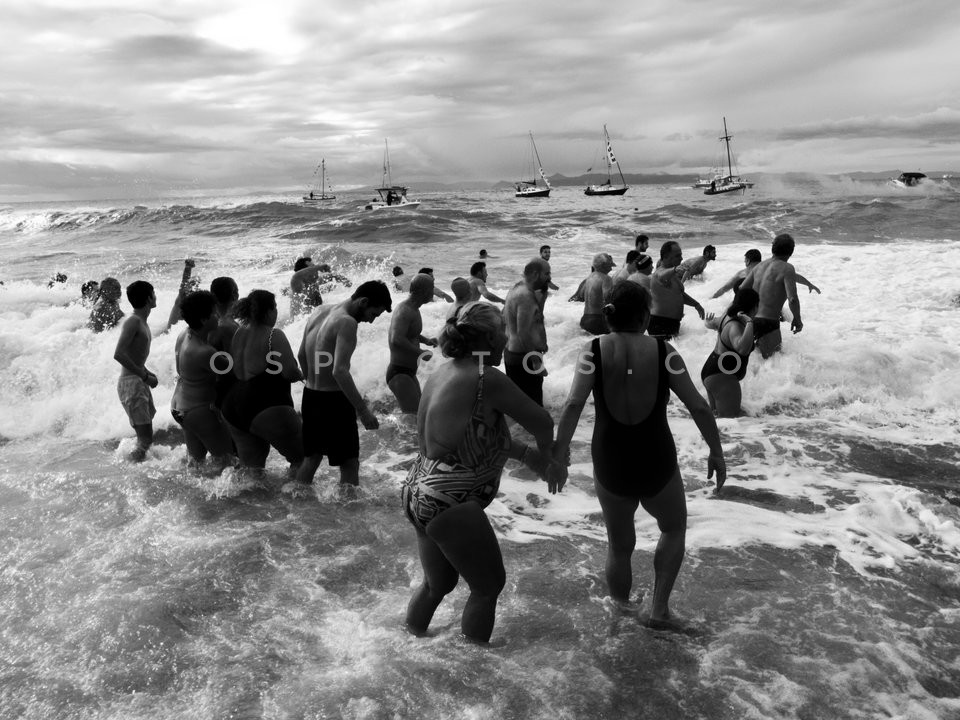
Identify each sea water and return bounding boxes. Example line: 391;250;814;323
1;177;959;719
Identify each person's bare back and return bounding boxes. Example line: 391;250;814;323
299;304;348;390
743;257;799;322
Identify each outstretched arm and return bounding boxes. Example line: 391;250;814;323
796;273;820;294
682;292;705;319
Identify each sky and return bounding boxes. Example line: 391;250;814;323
3;0;960;200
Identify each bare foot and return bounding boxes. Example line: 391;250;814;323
127;447;147;463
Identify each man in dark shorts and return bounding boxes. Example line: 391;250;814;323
503;258;552;405
740;233;804;358
580;252;616;335
648;241;704;338
295;281;392;491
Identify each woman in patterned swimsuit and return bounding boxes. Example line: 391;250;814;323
403;301;558;642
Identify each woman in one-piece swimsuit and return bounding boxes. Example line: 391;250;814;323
700;287;759;418
554;282;726;629
221;290;304;470
403;302;558;643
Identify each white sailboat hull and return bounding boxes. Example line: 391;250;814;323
362;199;421;211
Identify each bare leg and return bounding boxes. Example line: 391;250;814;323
337;457;360;487
638;472;688;624
423;502;505;642
406;528;459;635
703;373;743;418
387;372;422;414
130;423;153;462
295;454;323;484
250;407;304;466
594;479;641;603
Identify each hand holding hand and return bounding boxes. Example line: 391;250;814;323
545;460;568;494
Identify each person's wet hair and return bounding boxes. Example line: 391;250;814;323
417;267;433;275
351;280;392;311
601;281;650;332
625;250;640;265
180;290;218;330
450;277;471;301
392;266;403;277
771;233;795;258
210;276;238;305
81;280;99;297
726;287;760;318
703;244;716;256
439;302;503;359
745;249;762;263
234;289;276;324
470;261;486;277
126;280;154;309
294;257;312;272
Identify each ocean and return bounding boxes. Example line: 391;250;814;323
1;177;959;719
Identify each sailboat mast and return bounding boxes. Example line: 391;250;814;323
321;159;326;197
722;117;734;178
383;139;392;188
530;132;547;186
606;125;627;186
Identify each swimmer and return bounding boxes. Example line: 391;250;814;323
387;274;438;416
113;281;159;461
677;245;716;280
295;281;393;490
503;258;552;406
554;282;725;628
580;252;616;335
467;262;505;304
89;277;124;332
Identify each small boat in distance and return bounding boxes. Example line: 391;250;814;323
363;140;421;211
703;117;754;196
585;125;628;196
515;132;551;198
891;172;927;188
692;168;720;188
302;158;336;204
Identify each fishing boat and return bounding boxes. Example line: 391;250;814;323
584;125;628;196
362;140;421;211
692;168;720;189
302;158;336;204
891;172;927;188
515;132;551;198
703;117;754;196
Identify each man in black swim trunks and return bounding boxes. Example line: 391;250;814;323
648;241;704;339
740;233;804;358
295;281;392;491
387;273;438;416
504;258;552;405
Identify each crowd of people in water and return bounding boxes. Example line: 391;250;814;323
66;231;815;638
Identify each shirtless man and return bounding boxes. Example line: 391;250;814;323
678;245;716;280
634;234;650;253
113;281;158;461
447;277;472;320
467;261;505;304
539;245;560;291
580;252;616;335
739;233;803;358
712;248;820;299
416;268;454;302
503;258;551;406
647;241;705;339
295;280;392;489
387;274;438;415
629;254;654;291
612;250;641;284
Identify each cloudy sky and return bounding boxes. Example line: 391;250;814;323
3;0;959;200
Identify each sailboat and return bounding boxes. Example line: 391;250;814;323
703;117;754;195
302;158;336;204
515;132;551;198
362;139;421;211
584;125;628;196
